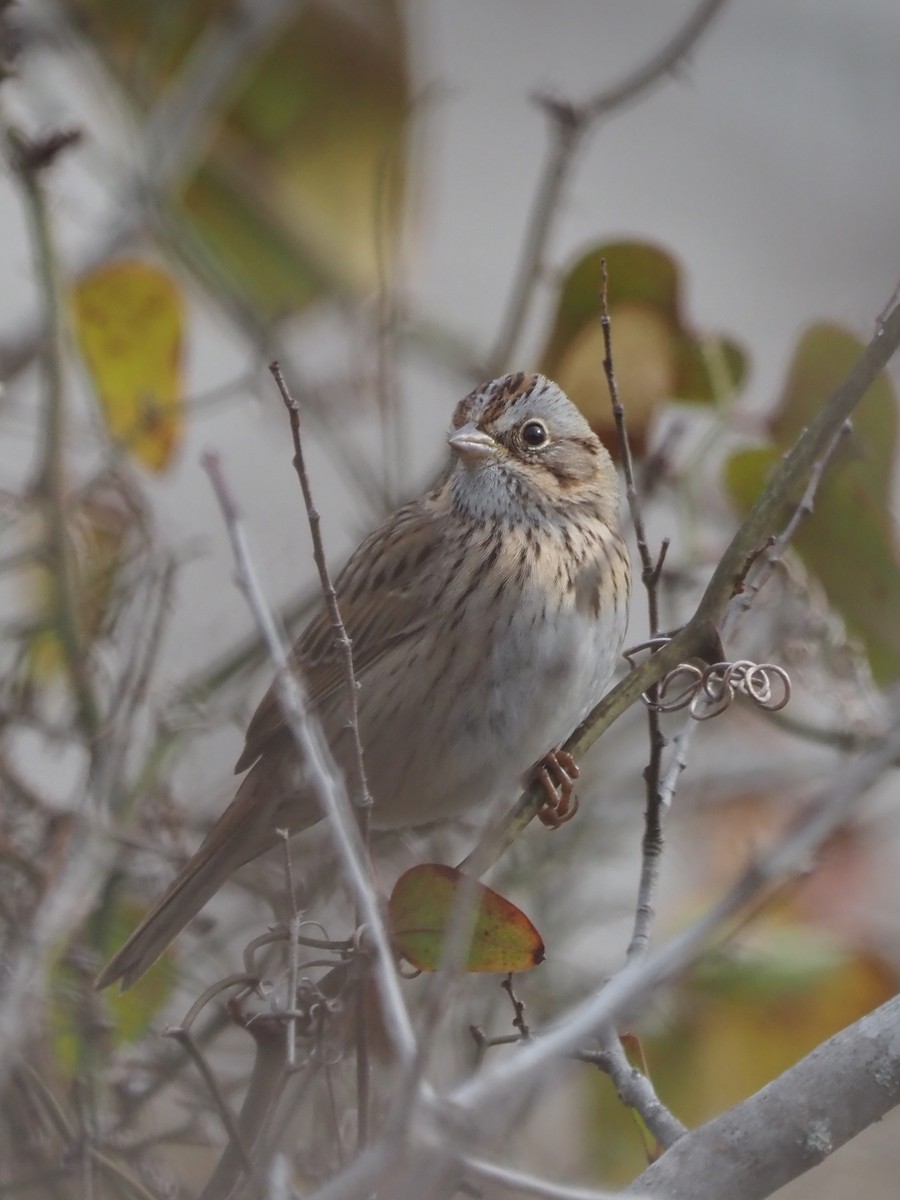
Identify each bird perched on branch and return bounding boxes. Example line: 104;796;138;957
96;372;631;990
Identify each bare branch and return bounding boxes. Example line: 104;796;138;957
627;992;900;1200
269;362;373;831
600;259;670;970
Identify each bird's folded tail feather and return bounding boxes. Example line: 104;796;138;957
94;804;276;992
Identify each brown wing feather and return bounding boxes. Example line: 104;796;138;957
234;497;441;773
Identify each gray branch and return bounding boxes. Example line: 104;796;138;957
627;992;900;1199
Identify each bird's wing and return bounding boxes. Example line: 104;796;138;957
234;497;443;773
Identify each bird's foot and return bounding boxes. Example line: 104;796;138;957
535;749;580;829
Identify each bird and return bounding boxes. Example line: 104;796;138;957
95;372;631;991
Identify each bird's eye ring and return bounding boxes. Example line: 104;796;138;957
521;420;548;448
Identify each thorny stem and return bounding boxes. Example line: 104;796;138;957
599;260;669;967
269;362;373;838
501;973;530;1039
489;0;729;370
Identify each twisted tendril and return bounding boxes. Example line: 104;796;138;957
623;639;791;721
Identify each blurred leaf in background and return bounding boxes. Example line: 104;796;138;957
61;0;413;318
540;241;747;454
72;260;185;472
727;323;900;683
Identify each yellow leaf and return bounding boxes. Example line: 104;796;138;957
72;260;184;471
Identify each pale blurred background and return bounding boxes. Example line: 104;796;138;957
1;1;899;1195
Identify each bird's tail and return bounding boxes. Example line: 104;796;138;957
94;795;277;992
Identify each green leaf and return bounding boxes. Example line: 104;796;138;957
388;864;545;973
539;242;747;452
725;323;900;683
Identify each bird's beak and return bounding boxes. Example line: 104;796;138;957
448;422;498;463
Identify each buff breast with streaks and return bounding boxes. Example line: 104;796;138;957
96;372;631;991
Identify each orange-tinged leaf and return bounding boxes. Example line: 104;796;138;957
540;242;747;454
72;260;184;471
388;864;544;973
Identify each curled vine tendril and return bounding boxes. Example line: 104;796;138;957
623;639;791;721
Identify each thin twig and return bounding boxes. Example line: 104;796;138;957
276;828;302;1067
599;260;670;967
501;973;530;1039
269;362;373;834
489;0;729;369
648;416;857;818
141;0;297;189
354;978;370;1151
0;128;144;1086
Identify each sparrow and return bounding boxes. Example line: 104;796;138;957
96;372;631;990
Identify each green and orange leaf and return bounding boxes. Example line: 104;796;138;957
388;864;544;974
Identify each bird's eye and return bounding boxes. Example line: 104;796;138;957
521;420;548;448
